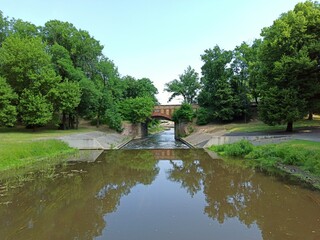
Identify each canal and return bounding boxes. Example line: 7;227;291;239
0;129;320;239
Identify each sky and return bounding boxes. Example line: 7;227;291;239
1;0;303;104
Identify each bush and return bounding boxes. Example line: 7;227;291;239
210;140;254;157
105;107;123;132
210;139;320;176
172;103;194;123
196;107;211;125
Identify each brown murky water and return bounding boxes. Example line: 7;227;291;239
0;149;320;240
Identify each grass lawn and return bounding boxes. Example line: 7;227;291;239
225;116;320;133
0;126;97;143
0;126;96;173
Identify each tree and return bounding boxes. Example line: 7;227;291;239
198;46;235;121
0;35;60;95
172;103;194;123
231;43;252;120
165;66;200;104
258;1;320;131
10;19;39;38
120;97;155;123
41;20;103;78
49;81;81;129
77;78;101;120
258;87;306;132
0;35;60;129
19;90;53;129
121;76;158;103
0;11;10;46
0;77;17;127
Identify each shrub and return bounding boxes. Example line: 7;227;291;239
196;107;211;125
172;103;194;123
210;140;254;157
105;107;123;132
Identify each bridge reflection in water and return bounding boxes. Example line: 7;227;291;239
152;149;182;160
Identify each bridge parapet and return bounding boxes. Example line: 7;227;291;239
152;104;199;121
152;105;181;120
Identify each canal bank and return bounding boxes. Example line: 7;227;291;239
181;127;320;190
57;131;133;150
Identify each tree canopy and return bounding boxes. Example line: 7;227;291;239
258;1;320;131
0;12;158;130
165;66;200;104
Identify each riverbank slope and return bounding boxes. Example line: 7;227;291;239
181;121;320;190
0;126;133;174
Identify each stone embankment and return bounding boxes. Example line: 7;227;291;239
57;131;132;150
181;126;320;148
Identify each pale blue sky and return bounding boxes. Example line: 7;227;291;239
1;0;302;103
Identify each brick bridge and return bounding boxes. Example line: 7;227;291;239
132;104;199;139
151;104;199;121
151;105;180;120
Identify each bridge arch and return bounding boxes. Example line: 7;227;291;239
151;105;181;121
135;104;199;139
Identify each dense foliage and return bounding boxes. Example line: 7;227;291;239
172;103;195;123
164;1;320;131
165;66;200;104
0;12;158;130
258;1;320;131
210;140;254;157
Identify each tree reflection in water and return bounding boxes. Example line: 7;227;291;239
0;149;319;240
0;150;159;240
167;149;320;240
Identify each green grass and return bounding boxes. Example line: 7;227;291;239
225;117;320;133
0;126;93;173
210;140;320;176
0;140;77;171
209;140;254;157
0;126;94;143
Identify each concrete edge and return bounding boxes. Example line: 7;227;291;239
179;137;197;149
116;137;134;149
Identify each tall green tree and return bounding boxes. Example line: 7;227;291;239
10;19;39;38
164;66;200;104
120;97;155;123
0;35;60;95
41;20;103;78
231;43;252;120
0;11;10;46
0;35;60;129
258;1;320;131
198;46;235;121
121;76;158;103
49;81;81;129
0;77;17;127
19;90;53;129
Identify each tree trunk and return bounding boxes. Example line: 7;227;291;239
69;114;75;129
75;114;79;129
62;113;67;130
286;121;293;132
308;112;313;120
96;115;100;128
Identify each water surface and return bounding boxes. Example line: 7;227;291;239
0;148;320;240
123;128;188;149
